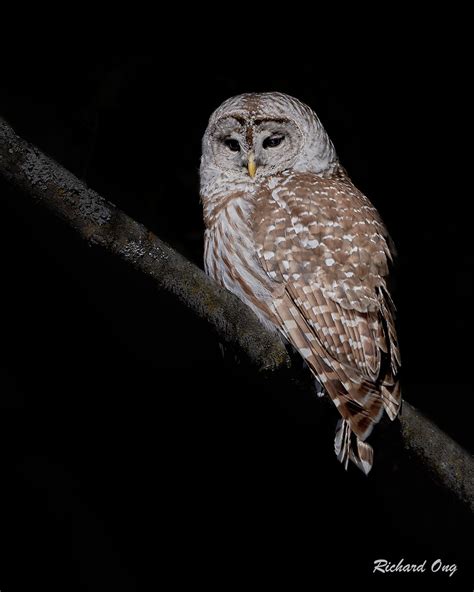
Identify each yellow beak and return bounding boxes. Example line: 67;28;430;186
248;152;257;178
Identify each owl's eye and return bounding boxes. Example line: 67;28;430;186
263;135;284;149
224;138;241;152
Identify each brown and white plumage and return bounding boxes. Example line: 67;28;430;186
200;92;401;473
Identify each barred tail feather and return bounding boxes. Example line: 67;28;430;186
381;383;401;420
349;438;374;475
334;419;351;470
334;419;374;475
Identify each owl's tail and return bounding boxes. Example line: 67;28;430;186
334;419;373;475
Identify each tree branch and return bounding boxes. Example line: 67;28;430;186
1;116;472;512
0;116;289;373
400;401;473;511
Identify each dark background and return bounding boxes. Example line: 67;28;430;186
0;47;472;590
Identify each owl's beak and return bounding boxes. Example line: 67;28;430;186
247;152;257;178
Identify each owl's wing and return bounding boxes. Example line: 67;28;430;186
254;173;401;464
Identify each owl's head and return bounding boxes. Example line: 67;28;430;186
200;92;337;185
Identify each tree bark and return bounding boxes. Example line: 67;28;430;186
0;116;289;372
1;116;472;513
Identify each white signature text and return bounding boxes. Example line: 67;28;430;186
373;558;457;577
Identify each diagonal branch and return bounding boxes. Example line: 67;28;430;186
0;116;289;373
1;116;472;512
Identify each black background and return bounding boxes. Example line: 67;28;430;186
0;42;472;591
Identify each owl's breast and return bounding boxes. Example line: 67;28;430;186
203;193;280;331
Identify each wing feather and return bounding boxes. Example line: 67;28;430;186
254;172;401;463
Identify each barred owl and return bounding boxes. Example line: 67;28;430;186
200;92;401;474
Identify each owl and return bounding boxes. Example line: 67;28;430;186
200;92;401;474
